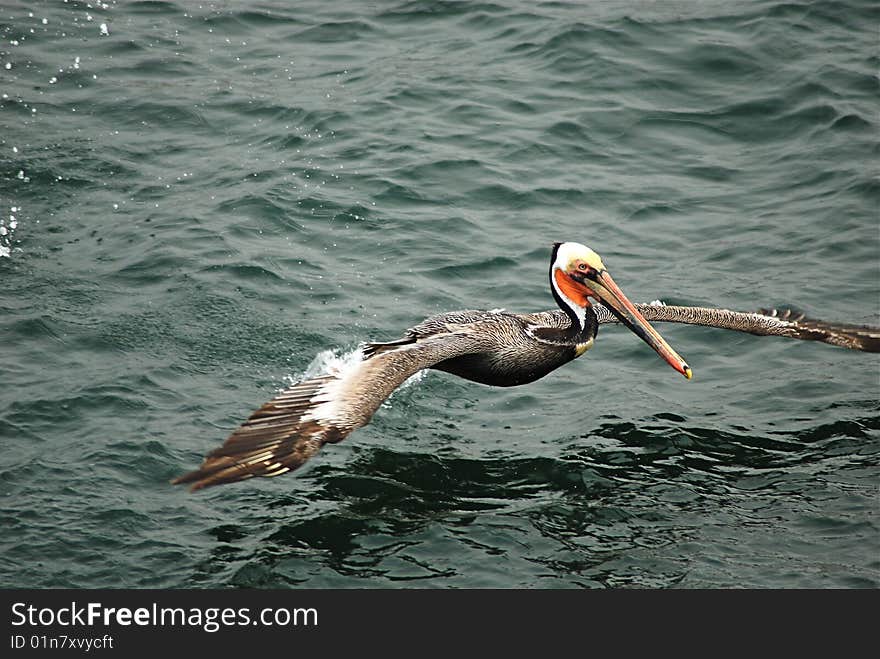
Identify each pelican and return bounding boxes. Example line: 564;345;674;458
173;242;879;491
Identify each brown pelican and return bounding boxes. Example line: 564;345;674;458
173;242;879;491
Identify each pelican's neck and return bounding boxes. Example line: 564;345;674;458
549;265;587;332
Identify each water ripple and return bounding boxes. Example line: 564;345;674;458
1;0;877;589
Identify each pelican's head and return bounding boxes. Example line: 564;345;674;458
550;242;692;379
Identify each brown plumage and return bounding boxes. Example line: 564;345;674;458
595;303;880;352
173;326;493;490
173;243;878;491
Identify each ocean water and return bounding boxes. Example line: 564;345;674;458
1;0;878;588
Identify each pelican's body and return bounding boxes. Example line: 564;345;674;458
174;242;879;491
366;308;595;387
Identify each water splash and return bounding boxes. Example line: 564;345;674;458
283;345;426;394
0;206;20;258
301;346;364;380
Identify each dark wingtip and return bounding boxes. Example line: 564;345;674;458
758;307;880;353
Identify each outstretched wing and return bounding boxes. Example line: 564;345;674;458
173;330;485;491
594;303;880;352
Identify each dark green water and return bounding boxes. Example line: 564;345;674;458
1;0;878;588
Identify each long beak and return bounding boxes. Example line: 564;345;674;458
585;269;692;379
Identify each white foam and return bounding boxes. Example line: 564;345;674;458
302;346;363;379
0;206;16;257
285;344;426;395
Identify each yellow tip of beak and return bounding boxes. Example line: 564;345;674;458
684;366;693;380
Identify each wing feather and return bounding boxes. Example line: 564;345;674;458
594;303;880;352
173;331;484;491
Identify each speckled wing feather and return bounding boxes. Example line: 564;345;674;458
363;309;542;358
173;329;486;491
593;303;880;352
